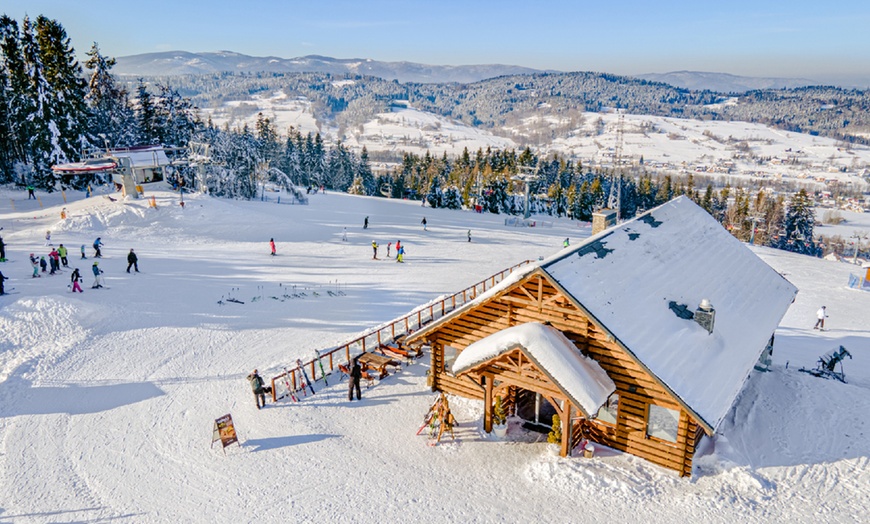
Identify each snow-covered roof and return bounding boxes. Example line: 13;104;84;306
452;322;616;417
542;196;798;431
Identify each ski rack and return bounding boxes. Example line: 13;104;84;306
268;260;535;401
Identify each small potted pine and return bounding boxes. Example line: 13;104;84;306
492;395;508;438
546;414;562;455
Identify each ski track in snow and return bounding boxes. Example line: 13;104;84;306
0;186;869;522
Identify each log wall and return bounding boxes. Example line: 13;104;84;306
423;272;703;476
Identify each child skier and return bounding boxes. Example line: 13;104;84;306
387;242;392;258
80;245;87;260
30;254;39;278
0;270;8;295
396;244;405;263
269;238;276;256
91;261;103;289
372;240;378;260
70;268;83;293
93;237;103;258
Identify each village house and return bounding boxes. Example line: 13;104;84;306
406;196;798;476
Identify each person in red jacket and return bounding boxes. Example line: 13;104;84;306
269;238;276;256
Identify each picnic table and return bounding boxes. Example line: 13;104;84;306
357;352;401;379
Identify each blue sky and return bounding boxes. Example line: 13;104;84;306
4;0;870;81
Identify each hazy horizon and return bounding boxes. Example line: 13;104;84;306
4;0;870;85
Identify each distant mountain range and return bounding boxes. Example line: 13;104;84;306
635;71;819;93
113;51;868;92
112;51;548;84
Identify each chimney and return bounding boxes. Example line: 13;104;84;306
591;209;617;235
694;299;715;334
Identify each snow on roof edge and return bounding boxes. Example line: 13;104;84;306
452;323;616;417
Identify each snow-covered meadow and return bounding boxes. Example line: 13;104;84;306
0;185;868;523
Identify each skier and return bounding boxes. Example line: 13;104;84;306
269;238;276;256
363;216;369;229
48;248;60;275
70;268;83;293
247;369;267;410
27;185;35;199
93;237;103;258
563;237;570;248
421;217;427;231
372;240;378;260
44;230;51;246
387;242;392;258
80;245;87;260
30;254;39;278
342;227;348;242
467;230;471;243
0;235;6;261
396;244;405;263
58;244;68;267
40;256;47;273
91;261;103;289
348;358;362;401
813;306;827;330
0;270;8;295
126;249;139;273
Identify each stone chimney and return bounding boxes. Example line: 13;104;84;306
591;209;617;235
694;299;715;334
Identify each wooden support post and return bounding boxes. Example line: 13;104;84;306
561;403;572;457
271;377;277;402
291;370;297;392
345;344;350;363
484;374;493;433
328;352;334;371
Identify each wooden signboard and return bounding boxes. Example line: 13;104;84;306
211;413;239;452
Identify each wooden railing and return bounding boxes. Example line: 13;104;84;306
270;259;534;401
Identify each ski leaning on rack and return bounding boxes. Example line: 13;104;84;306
296;359;316;396
315;349;329;386
282;367;298;402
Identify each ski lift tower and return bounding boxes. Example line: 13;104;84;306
513;165;541;219
606;110;625;221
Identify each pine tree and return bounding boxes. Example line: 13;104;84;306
776;189;820;256
358;146;375;195
442;185;462;209
135;79;158;144
84;43;137;149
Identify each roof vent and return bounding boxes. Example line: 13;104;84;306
694;299;715;334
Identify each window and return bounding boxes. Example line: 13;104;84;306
647;404;680;443
443;345;458;374
596;393;619;425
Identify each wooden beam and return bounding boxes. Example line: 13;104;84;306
484;374;493;433
561;402;572;457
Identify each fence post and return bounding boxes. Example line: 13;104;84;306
271;377;277;402
345;344;350;363
291;371;297;392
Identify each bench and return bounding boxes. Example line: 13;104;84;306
357;352;401;380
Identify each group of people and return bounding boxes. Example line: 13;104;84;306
247;358;364;410
0;233;139;294
372;240;405;262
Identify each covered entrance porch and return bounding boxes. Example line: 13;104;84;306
451;322;616;457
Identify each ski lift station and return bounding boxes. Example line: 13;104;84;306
51;145;172;199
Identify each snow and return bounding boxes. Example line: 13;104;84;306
1;185;870;522
452;322;616;417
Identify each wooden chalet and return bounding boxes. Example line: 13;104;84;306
406;196;797;476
